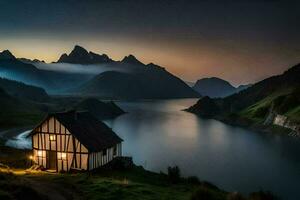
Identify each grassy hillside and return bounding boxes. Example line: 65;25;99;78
0;87;44;128
0;77;49;102
186;63;300;133
75;98;125;119
239;87;300;124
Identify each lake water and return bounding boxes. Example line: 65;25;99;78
7;99;300;199
105;99;300;200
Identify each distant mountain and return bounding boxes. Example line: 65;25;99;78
0;50;54;89
0;77;49;102
192;77;252;98
0;47;199;99
74;65;200;99
18;58;45;64
184;81;195;87
0;50;16;60
57;45;113;64
74;98;125;119
186;63;300;127
236;84;252;93
193;77;236;98
121;54;144;65
0;50;93;93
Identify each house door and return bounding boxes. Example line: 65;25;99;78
47;151;57;170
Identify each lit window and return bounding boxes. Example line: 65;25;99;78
49;135;56;141
37;150;44;157
57;152;67;160
61;153;67;160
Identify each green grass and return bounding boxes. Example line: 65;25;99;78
238;88;299;124
285;105;300;123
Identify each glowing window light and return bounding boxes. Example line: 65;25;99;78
61;153;67;160
49;135;56;141
37;150;43;157
58;152;67;160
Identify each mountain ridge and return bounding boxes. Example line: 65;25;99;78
186;63;300;131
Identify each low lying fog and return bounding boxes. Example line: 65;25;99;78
35;62;132;75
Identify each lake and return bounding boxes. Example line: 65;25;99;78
7;99;300;199
105;99;300;200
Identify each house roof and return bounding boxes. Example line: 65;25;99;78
31;111;123;152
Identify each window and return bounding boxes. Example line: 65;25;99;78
57;152;67;160
49;134;56;141
37;150;45;157
103;149;107;156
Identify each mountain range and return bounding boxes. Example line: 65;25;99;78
0;47;199;99
58;46;200;99
192;77;252;98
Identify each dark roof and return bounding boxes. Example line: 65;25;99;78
32;111;123;152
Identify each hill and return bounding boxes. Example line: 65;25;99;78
192;77;252;98
0;87;43;127
74;98;125;119
74;68;199;99
0;78;49;102
186;63;300;132
193;77;236;97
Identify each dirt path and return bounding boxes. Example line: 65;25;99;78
22;174;83;200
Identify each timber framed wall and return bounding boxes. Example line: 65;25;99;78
32;117;89;172
88;143;122;170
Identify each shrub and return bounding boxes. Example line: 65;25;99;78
227;192;245;200
186;176;200;185
167;166;181;183
249;190;279;200
190;186;219;200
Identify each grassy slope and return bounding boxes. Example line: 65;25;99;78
238;88;300;124
0;168;228;200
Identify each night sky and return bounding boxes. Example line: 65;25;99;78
0;0;299;85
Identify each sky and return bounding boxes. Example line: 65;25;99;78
0;0;299;86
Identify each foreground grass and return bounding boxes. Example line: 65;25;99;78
0;166;227;200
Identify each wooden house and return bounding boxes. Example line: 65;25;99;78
30;111;123;172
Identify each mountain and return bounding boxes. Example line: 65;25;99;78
193;77;236;97
18;58;45;64
0;50;16;60
236;84;252;93
0;50;94;93
0;77;49;102
186;63;300;129
184;81;195;87
74;65;200;99
74;98;125;119
121;54;144;65
57;45;113;64
0;47;199;98
0;50;54;89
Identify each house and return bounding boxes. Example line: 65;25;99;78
30;111;123;172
